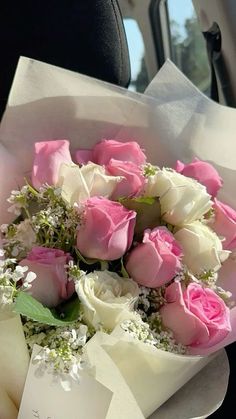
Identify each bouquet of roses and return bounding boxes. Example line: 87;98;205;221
1;135;236;418
0;57;235;419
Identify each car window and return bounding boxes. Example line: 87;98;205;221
123;18;149;93
167;0;211;95
123;1;211;96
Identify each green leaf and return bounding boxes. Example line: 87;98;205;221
120;196;162;241
14;292;80;326
131;196;156;205
57;297;81;322
120;258;129;278
119;196;156;206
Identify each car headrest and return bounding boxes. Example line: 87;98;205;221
0;0;131;117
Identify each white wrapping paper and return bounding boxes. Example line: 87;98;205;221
0;313;29;419
144;60;236;210
149;348;229;419
0;57;234;417
85;329;218;418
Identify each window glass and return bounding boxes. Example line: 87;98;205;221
167;0;211;95
123;18;149;93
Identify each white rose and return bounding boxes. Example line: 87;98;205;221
174;221;230;274
75;270;139;330
144;168;212;226
57;163;122;205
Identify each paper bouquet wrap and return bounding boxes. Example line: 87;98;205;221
0;314;29;419
0;57;236;419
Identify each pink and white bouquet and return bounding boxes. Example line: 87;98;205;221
1;136;236;418
0;57;235;419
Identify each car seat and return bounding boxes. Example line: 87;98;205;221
0;0;131;118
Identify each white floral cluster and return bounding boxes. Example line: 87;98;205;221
121;318;186;355
4;184;81;255
23;321;90;390
136;286;166;321
67;261;85;282
121;319;158;346
126;287;187;355
7;186;31;216
143;163;160;178
147;313;186;354
30;186;81;251
1;219;36;259
0;256;36;306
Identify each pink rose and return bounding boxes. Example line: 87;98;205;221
210;199;236;250
76;197;136;260
74;149;93;165
126;227;183;287
106;159;146;199
32;140;72;189
160;282;231;349
92;139;147;165
20;246;74;308
175;158;223;197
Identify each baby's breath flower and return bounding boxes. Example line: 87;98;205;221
0;259;36;303
2;239;27;260
143;164;159;177
176;265;194;282
1;219;36;261
23;320;91;390
121;316;186;355
121;319;158;346
30;187;81;251
0;285;14;309
204;207;215;223
197;269;218;286
7;185;36;217
67;261;85;282
136;286;166;320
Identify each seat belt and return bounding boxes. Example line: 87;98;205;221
203;22;235;107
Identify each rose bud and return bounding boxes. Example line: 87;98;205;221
210;199;236;250
32;140;72;189
126;227;183;287
19;246;74;307
160;282;231;349
92;139;147;165
175;158;223;197
76;197;136;260
106;159;146;199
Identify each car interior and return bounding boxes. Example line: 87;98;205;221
0;1;235;417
